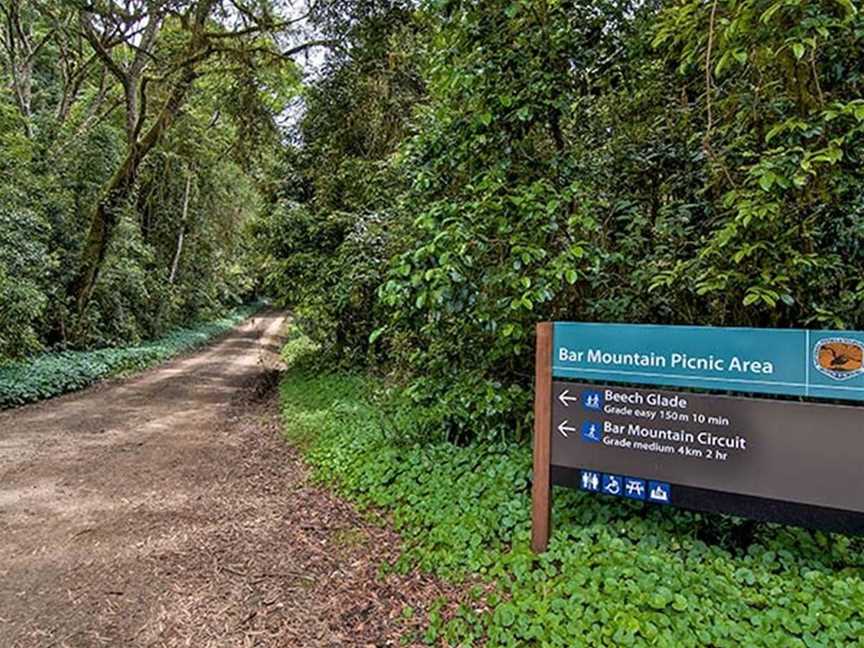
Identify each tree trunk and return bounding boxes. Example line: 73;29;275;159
12;58;32;126
70;64;199;314
124;74;140;140
169;173;193;284
68;146;143;313
2;0;34;136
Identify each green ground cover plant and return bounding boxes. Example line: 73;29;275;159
280;352;864;647
0;303;263;409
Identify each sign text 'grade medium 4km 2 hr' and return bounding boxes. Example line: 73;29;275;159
531;322;864;553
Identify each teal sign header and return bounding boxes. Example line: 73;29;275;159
553;322;864;401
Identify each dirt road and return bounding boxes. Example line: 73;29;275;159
0;311;456;647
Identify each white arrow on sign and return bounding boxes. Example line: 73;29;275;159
558;389;578;407
558;420;576;438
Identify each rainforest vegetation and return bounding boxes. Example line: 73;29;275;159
269;4;864;638
4;0;863;439
257;0;864;442
5;1;864;644
0;0;314;360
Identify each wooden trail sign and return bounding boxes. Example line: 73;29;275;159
531;321;864;553
531;323;553;553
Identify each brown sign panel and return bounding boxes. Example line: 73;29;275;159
551;381;864;514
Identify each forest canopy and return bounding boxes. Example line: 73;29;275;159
0;0;327;357
256;0;864;442
3;0;863;442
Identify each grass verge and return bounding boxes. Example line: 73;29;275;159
280;359;864;647
0;302;264;409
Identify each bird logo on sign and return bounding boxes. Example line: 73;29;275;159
813;338;864;381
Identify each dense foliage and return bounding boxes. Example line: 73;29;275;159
0;302;262;409
255;2;424;367
7;0;861;642
280;357;864;647
260;0;864;441
0;0;326;363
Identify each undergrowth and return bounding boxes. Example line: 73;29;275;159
0;302;264;409
280;353;864;647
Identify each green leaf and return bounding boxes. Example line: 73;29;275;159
496;604;516;627
715;50;734;76
835;0;857;15
792;43;806;61
651;30;670;49
648;594;669;610
368;327;385;344
760;2;783;23
765;122;785;142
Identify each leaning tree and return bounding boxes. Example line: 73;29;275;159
49;0;334;314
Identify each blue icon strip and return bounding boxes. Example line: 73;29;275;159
579;470;671;504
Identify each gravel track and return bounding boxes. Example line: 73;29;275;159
0;311;463;647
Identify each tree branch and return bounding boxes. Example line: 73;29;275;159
203;13;310;39
133;72;148;141
280;38;337;58
22;25;55;65
80;12;128;88
129;9;161;77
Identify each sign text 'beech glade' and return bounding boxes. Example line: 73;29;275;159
531;322;864;553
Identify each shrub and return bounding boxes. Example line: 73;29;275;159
0;303;263;409
258;200;391;367
269;0;864;446
0;204;55;359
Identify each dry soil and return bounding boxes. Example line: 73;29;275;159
0;310;463;647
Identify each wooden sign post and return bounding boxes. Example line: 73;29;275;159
531;322;552;553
